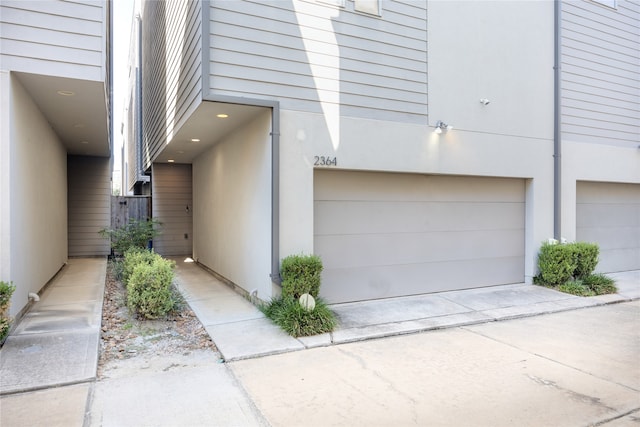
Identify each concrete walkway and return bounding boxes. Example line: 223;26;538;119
0;258;106;395
171;257;640;361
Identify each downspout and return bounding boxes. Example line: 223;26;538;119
136;14;144;183
270;104;281;285
553;0;562;240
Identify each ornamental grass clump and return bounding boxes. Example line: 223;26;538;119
262;254;337;337
262;296;336;337
535;240;616;297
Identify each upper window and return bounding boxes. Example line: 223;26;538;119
354;0;381;15
317;0;346;7
590;0;617;8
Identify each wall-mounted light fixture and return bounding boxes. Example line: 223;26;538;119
434;120;453;134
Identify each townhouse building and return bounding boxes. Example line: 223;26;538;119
130;0;638;304
0;0;112;316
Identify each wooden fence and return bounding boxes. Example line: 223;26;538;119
110;196;151;230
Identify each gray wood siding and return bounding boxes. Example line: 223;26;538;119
207;0;427;123
142;0;202;170
561;0;640;147
151;163;193;256
68;156;111;256
576;181;640;272
0;0;107;81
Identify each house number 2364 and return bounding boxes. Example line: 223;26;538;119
314;156;338;167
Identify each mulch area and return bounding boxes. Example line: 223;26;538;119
98;264;217;377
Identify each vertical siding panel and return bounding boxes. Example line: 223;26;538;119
561;0;640;148
142;0;202;169
68;156;111;256
151;163;193;256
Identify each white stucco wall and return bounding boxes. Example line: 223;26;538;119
192;110;272;299
0;72;11;292
4;74;68;316
279;108;555;285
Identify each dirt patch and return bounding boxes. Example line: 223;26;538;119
98;263;218;379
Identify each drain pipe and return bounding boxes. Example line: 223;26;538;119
270;103;281;285
553;0;562;240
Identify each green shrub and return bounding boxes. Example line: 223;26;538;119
572;242;599;279
536;241;617;297
109;258;125;282
99;218;161;255
123;248;159;284
537;243;577;286
583;273;617;295
557;279;595;297
0;281;16;342
127;257;176;319
280;254;323;299
261;296;336;337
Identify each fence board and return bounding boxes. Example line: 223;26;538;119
110;196;151;230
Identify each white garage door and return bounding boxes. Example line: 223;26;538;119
576;182;640;273
314;170;525;303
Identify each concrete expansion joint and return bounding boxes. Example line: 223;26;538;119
591;407;640;427
0;377;95;397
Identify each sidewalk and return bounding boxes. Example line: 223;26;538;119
171;257;639;361
0;256;638;426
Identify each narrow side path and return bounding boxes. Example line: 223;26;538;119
0;257;106;395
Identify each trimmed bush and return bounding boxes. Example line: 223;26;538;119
536;240;616;297
127;257;176;319
123;248;158;283
537;243;576;286
572;242;599;279
281;254;323;299
261;296;336;337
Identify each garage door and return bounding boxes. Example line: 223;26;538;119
314;170;525;303
576;182;640;272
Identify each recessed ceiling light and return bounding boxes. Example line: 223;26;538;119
57;90;75;96
190;138;200;142
80;141;89;144
168;159;175;163
216;114;228;118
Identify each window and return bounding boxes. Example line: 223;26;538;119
317;0;345;7
354;0;380;15
590;0;616;8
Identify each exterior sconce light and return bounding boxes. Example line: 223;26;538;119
434;120;453;134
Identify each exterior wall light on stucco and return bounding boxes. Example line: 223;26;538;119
434;120;453;134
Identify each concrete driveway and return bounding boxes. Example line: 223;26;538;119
230;301;640;427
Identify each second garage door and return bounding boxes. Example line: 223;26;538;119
314;170;525;303
577;181;640;273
